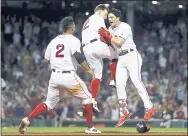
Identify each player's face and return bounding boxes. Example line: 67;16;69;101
108;13;119;27
100;9;108;20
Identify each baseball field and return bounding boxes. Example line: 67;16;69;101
2;127;187;136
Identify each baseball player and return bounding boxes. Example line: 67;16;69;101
19;16;101;134
82;4;118;112
98;8;154;127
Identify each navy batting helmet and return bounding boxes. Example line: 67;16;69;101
136;121;150;133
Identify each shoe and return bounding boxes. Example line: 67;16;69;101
144;107;154;120
92;99;100;112
109;80;116;88
116;110;132;127
19;117;30;134
85;126;101;134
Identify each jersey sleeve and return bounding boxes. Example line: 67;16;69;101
116;24;132;40
70;38;81;55
44;41;52;60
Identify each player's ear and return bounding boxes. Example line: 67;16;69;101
99;10;101;15
72;26;74;31
71;24;74;31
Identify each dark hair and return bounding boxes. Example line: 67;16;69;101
61;16;74;32
109;8;121;18
94;4;109;12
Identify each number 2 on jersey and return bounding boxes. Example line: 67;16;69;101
82;19;89;31
56;44;64;57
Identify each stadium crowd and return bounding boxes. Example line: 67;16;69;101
1;4;187;126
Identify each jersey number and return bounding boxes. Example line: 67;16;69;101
56;44;64;57
82;19;89;31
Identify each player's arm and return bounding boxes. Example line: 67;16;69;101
41;59;49;68
72;39;94;78
99;27;127;48
73;52;94;78
111;36;125;48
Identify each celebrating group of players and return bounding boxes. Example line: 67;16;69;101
19;4;154;134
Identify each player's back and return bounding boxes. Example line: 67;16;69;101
82;14;106;44
45;34;80;71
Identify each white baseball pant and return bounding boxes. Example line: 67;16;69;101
44;70;92;110
83;40;118;80
116;49;153;109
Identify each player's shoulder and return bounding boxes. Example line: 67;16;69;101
47;36;58;46
56;34;80;42
88;15;96;21
90;14;97;18
120;22;131;29
50;35;62;42
65;35;81;48
69;35;81;43
90;14;102;20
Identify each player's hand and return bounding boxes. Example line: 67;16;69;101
98;27;112;41
100;36;111;46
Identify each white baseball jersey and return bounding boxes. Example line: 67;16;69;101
43;34;92;110
109;22;136;54
82;14;106;44
45;34;81;71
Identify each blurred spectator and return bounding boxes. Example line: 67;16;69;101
1;78;7;90
134;100;145;118
174;108;185;120
13;30;21;46
158;53;167;75
23;16;33;46
15;104;24;117
4;15;13;43
176;82;185;106
160;110;171;128
24;91;44;110
54;102;64;127
110;104;119;120
67;100;75;118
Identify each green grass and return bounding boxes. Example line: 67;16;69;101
2;127;187;133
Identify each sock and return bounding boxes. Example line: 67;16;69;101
110;59;117;80
91;78;100;99
28;103;48;120
119;99;129;116
83;103;93;128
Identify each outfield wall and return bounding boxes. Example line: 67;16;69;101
1;118;187;128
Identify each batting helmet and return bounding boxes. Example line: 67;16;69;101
136;121;150;133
